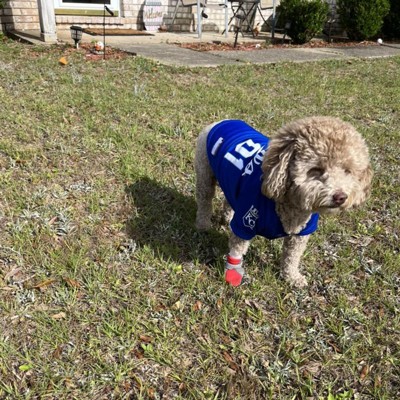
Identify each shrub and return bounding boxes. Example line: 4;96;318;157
382;0;400;39
337;0;390;40
278;0;329;44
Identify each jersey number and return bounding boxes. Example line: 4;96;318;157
224;139;261;170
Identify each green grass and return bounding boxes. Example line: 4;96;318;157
0;39;399;399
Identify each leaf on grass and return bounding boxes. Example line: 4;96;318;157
216;298;223;309
222;351;239;371
1;286;18;292
139;334;154;343
192;300;202;311
147;387;156;399
63;377;75;388
19;364;33;372
360;364;369;381
244;299;261;310
154;303;167;311
51;312;66;320
48;216;58;225
301;361;322;378
178;382;186;392
132;348;145;359
32;279;56;289
220;334;232;345
63;277;80;288
172;300;183;310
53;345;64;359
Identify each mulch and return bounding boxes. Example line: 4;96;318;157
58;42;134;61
178;39;380;52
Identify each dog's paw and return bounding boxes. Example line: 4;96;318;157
285;273;308;288
225;269;243;287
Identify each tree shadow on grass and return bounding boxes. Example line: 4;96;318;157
125;178;229;267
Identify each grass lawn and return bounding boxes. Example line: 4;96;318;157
0;38;399;399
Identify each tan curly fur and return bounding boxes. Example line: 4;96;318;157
195;116;373;287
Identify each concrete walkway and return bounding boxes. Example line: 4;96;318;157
123;41;400;67
16;29;400;67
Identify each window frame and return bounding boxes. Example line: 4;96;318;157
54;0;120;13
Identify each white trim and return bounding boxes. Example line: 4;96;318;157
38;0;57;42
54;0;120;13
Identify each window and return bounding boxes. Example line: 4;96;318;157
54;0;120;14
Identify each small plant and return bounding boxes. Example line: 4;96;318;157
382;0;400;39
278;0;329;44
337;0;390;40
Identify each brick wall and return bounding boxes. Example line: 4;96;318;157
1;0;338;35
0;0;40;31
0;0;270;33
54;0;241;33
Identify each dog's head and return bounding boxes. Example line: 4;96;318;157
261;116;373;214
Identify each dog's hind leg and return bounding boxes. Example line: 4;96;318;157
195;131;216;231
280;235;310;288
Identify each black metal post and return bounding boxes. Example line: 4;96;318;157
103;5;114;60
103;2;106;60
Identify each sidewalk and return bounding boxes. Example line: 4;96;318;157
120;41;400;67
19;29;400;67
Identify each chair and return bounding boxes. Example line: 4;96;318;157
229;2;256;46
170;0;228;38
323;0;337;42
257;0;280;38
226;0;261;37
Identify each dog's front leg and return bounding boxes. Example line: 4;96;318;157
280;235;310;288
225;233;250;287
222;199;234;225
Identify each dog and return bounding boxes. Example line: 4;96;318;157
195;117;373;287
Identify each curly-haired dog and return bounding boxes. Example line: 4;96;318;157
195;117;372;287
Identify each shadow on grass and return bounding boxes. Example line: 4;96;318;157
125;178;228;267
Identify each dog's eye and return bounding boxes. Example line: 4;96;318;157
308;167;324;177
344;168;351;175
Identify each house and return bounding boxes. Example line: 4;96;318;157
0;0;338;43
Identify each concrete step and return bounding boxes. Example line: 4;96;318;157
6;30;47;45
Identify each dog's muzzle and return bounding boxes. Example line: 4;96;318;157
330;191;348;208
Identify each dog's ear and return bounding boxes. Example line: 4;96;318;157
350;164;374;207
261;135;296;201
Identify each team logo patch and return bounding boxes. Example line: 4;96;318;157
243;205;259;229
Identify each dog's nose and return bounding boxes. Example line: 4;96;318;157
333;191;348;206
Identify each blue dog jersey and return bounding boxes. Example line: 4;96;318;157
207;120;319;240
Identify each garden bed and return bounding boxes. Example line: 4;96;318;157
178;38;379;52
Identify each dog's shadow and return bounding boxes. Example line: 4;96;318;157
125;178;228;266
